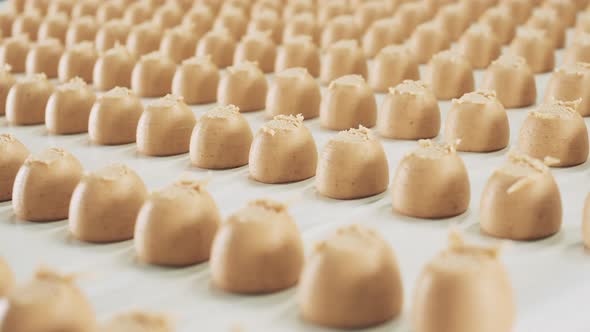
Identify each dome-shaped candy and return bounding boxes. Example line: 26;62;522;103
481;151;562;240
45;77;96;135
378;80;440;140
249;114;317;183
316;127;388;199
88;87;143;145
481;53;537;108
425;50;474;100
12;148;83;221
413;232;514;332
0;134;29;202
172;56;219;105
518;100;589;167
69;164;147;243
299;225;403;328
1;269;96;332
210;199;303;293
189;104;253;169
218;61;268;112
391;140;470;218
266;67;320;119
136;94;196;156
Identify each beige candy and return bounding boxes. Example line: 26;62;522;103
137;94;196;156
518;100;589;167
455;24;501;69
362;18;406;58
481;151;562;240
526;8;566;49
126;22;163;57
58;42;97;84
25;38;63;79
481;53;536;108
10;0;26;12
182;4;214;36
247;9;283;44
444;90;509;152
151;2;182;28
6;74;53;125
93;44;135;91
425;50;474;100
0;134;29;202
282;12;320;45
545;64;590;117
576;12;590;35
101;311;173;332
321;15;361;49
317;0;350;23
135;180;219;266
65;16;99;47
0;35;31;73
378;80;440;140
434;3;469;41
0;256;14;296
131;52;175;98
23;0;49;14
234;31;277;73
0;10;15;38
69;164;147;243
283;0;314;20
88;87;143;145
461;0;494;19
320;75;376;130
392;140;470;218
249;114;317;183
159;24;200;65
213;6;248;40
500;0;533;24
211;199;303;293
37;13;68;44
408;21;451;65
12;10;41;40
190;105;252;169
316;127;388;199
0;9;15;37
95;19;131;53
12;148;83;221
47;0;74;16
1;269;96;332
413;233;514;332
393;1;430;38
544;0;576;27
172;56;219;105
266;67;320;119
218;61;268;112
251;0;281;14
96;0;124;24
0;64;16;115
320;39;368;85
275;35;320;77
354;0;389;32
478;5;516;45
299;225;403;329
196;28;237;69
124;0;154;25
72;0;100;18
369;45;419;93
45;78;96;135
565;33;590;65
